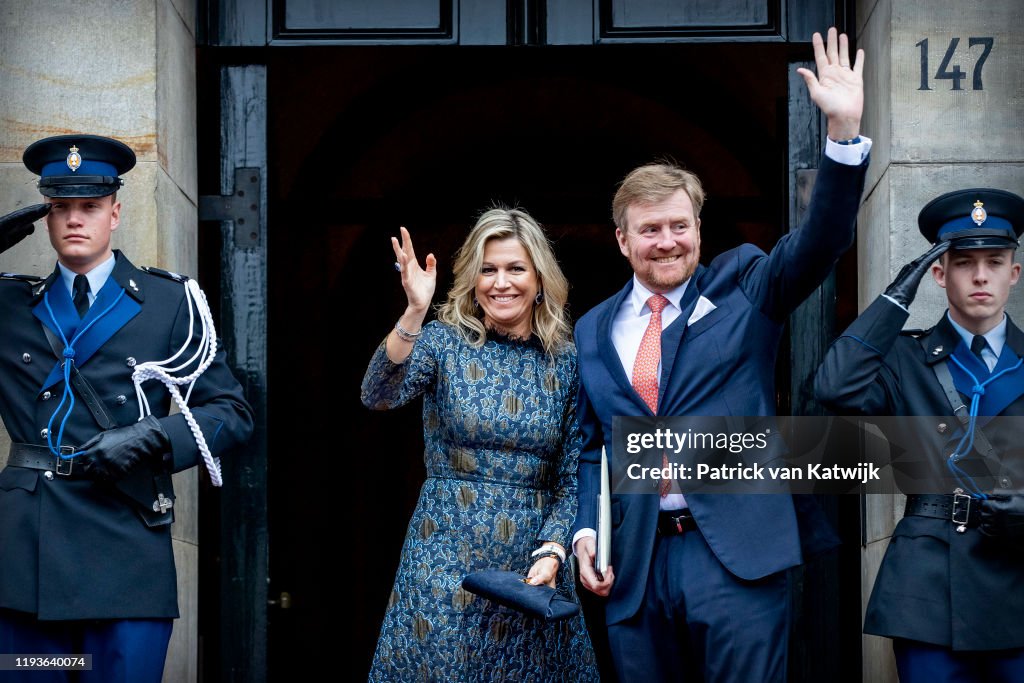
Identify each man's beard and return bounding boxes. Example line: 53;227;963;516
638;256;697;291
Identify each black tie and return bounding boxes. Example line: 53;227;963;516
72;274;90;318
970;335;988;364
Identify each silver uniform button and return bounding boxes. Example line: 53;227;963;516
22;353;31;363
126;357;137;368
40;428;48;438
42;391;52;401
116;394;127;405
932;346;943;355
44;471;54;480
937;423;948;434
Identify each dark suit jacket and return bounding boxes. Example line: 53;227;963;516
0;251;253;620
815;296;1024;650
575;153;868;625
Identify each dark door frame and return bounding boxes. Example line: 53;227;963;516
198;1;855;681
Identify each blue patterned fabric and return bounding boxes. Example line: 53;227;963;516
362;321;598;682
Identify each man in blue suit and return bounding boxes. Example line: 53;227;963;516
573;28;870;681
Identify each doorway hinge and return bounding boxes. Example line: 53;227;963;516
199;167;262;248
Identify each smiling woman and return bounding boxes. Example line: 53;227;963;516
359;208;598;681
475;237;540;338
433;208;572;357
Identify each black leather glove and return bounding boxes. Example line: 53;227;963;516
883;241;951;308
80;415;171;482
980;491;1024;539
0;204;49;255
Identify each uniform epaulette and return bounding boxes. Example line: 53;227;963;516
0;272;43;283
142;266;190;283
899;328;926;338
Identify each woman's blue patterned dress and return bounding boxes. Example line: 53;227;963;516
361;321;599;682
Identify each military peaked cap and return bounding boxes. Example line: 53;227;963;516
23;134;136;198
918;188;1024;250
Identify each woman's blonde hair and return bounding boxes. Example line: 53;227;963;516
436;207;572;356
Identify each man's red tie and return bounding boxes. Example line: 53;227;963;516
632;294;671;497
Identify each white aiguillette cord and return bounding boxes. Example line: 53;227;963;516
131;278;223;486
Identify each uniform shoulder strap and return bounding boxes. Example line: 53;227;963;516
0;272;43;283
899;328;926;338
141;266;189;283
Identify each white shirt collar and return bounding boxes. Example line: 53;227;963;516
629;275;690;316
58;253;116;300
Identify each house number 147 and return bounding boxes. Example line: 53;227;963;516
916;37;994;91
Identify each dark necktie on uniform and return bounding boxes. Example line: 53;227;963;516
971;334;988;365
72;274;90;318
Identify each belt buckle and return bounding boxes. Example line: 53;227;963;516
952;488;971;533
55;446;76;477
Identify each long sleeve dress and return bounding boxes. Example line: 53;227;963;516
361;321;599;682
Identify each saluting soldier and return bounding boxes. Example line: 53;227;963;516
815;188;1024;682
0;135;253;683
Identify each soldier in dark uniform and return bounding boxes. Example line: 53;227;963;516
0;135;253;682
815;188;1024;682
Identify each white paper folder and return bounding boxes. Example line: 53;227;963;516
596;446;611;575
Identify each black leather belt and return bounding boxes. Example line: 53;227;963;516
6;442;86;478
905;493;982;529
657;509;698;536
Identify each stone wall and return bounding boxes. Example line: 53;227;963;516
0;1;200;679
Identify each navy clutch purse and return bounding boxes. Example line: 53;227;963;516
462;570;580;622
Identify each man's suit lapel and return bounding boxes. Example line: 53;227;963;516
659;266;704;396
598;280;654;415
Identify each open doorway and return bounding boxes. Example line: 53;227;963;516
198;41;860;679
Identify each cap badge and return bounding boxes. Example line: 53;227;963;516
66;145;82;173
971;199;987;226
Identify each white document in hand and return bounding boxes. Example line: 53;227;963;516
597;446;611;574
